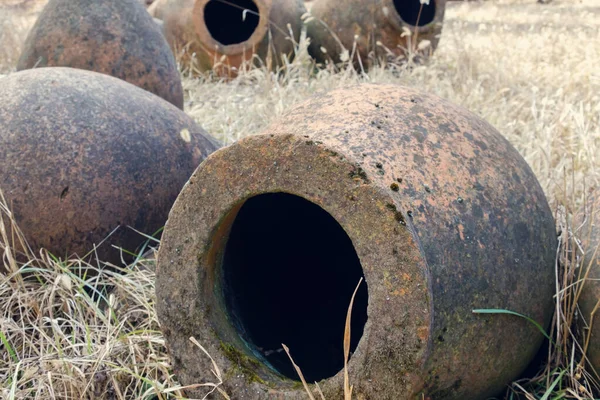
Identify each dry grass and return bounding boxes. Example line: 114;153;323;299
0;190;192;399
0;0;47;74
1;0;600;398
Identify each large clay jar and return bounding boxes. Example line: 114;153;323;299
16;0;184;109
151;0;306;76
578;194;600;373
306;0;446;67
0;68;219;270
155;84;556;399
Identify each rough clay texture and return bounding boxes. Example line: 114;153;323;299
0;68;219;269
16;0;184;109
578;194;600;373
157;133;432;399
151;0;306;75
156;83;556;399
306;0;446;66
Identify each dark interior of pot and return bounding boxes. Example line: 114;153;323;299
204;0;260;45
221;193;368;382
394;0;436;27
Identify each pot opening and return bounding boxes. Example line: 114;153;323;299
204;0;260;46
221;193;368;382
394;0;436;27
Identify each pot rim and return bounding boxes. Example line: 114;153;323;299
156;132;434;396
192;0;272;56
382;0;446;34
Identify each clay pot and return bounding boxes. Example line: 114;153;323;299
151;0;306;75
155;84;556;399
16;0;184;109
578;195;600;372
306;0;446;67
0;68;219;270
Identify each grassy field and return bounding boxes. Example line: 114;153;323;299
1;0;600;398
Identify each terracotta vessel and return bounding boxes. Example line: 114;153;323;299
306;0;446;67
156;84;556;399
151;0;306;75
0;68;219;270
17;0;184;109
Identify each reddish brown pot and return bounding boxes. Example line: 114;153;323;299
155;84;556;399
306;0;446;67
0;68;219;270
151;0;306;76
16;0;184;109
578;195;600;373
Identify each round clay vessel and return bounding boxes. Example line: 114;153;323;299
0;67;219;269
578;194;600;373
151;0;306;76
156;84;556;399
16;0;184;109
306;0;446;67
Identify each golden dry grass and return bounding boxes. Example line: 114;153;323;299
0;0;47;73
1;0;600;398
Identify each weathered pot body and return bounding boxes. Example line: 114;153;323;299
306;0;446;66
0;68;219;269
156;84;556;399
151;0;306;75
578;195;600;372
16;0;184;109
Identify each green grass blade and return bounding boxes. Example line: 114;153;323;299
0;330;19;363
540;370;566;400
472;309;551;340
